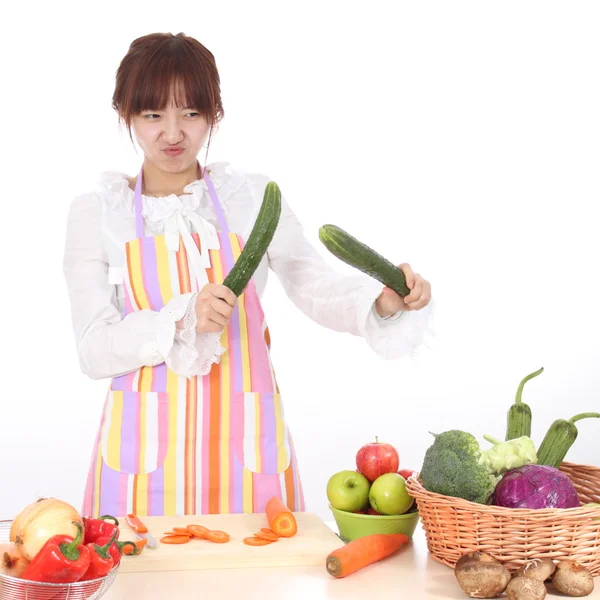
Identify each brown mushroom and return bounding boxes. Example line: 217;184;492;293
552;560;594;597
506;576;547;600
513;558;556;582
454;552;511;598
456;551;501;570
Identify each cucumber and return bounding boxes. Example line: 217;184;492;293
318;224;410;297
536;412;600;468
505;367;543;441
223;181;281;296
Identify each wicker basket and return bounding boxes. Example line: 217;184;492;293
405;461;600;575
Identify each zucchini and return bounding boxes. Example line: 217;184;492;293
223;181;281;296
536;412;600;468
505;367;543;441
318;224;410;297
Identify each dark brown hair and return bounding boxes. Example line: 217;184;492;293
112;32;224;141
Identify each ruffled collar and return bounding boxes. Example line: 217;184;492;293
96;161;248;232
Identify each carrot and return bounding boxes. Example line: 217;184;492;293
243;536;273;546
265;496;297;538
205;530;230;543
160;534;191;544
254;530;279;542
122;539;147;555
163;530;192;537
186;525;209;539
326;533;410;578
261;528;279;536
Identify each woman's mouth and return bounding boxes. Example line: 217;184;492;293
164;147;184;157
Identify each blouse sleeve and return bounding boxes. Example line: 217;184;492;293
62;192;223;380
252;177;434;360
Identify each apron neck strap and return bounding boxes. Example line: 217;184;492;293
201;168;229;234
133;163;229;238
134;168;144;238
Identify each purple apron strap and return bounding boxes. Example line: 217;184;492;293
202;168;237;273
202;170;229;234
134;168;144;239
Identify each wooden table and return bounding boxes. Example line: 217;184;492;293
103;522;600;600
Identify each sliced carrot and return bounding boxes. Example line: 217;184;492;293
160;534;191;544
122;538;148;555
254;530;279;542
261;528;280;536
172;527;192;534
186;524;209;539
265;496;297;538
326;533;410;578
205;530;230;543
243;536;273;546
163;530;192;536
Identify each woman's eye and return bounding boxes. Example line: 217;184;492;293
143;113;160;120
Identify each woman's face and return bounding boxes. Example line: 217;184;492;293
131;98;211;174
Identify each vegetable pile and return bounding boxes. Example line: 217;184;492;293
419;367;600;508
2;497;144;585
454;551;595;598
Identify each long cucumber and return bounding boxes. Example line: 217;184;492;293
536;412;600;468
223;181;281;296
318;224;410;297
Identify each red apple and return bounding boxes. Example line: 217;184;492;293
356;436;400;482
367;508;382;516
398;469;415;480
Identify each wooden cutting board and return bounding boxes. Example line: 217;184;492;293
116;512;342;573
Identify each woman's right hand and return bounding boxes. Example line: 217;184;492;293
193;284;238;333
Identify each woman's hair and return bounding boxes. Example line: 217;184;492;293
112;32;224;144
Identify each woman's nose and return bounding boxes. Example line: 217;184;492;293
162;118;184;143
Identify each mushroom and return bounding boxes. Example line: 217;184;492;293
455;551;501;570
506;576;547;600
552;560;594;597
513;558;556;582
454;551;511;598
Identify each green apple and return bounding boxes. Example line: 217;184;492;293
369;472;413;515
327;470;371;512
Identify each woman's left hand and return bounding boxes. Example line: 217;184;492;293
375;263;431;318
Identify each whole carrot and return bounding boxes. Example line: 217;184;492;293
265;496;297;538
326;533;410;578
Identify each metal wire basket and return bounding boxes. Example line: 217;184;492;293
0;520;119;600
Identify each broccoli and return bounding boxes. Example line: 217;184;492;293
419;430;538;504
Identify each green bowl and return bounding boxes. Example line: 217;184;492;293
329;504;420;542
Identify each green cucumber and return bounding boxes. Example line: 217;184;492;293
536;412;600;468
505;367;543;441
318;224;410;297
223;181;281;296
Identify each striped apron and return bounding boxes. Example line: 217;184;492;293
82;167;305;517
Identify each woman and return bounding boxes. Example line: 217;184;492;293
63;32;433;518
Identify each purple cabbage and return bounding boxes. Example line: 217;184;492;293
491;464;580;509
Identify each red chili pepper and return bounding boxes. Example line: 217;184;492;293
94;535;139;567
80;529;118;581
83;515;120;544
21;521;91;583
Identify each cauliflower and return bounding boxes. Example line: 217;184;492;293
419;430;538;504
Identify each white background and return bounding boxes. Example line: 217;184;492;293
1;1;599;522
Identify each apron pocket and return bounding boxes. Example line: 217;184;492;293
100;390;170;475
233;391;292;475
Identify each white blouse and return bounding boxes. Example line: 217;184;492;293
62;161;434;380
